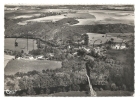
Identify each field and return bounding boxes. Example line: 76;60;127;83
73;10;134;25
87;33;123;45
5;38;37;53
30;91;133;97
5;59;62;75
4;5;135;97
5;7;134;26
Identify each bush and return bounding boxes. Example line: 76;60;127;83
111;83;117;91
71;84;80;91
93;87;99;91
68;86;72;91
122;84;127;91
57;88;63;92
85;85;90;91
27;88;36;95
40;89;44;94
100;88;103;91
62;87;66;92
21;92;27;96
105;83;111;90
45;88;50;94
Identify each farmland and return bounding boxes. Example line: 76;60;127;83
4;38;37;53
5;59;62;75
4;5;134;97
87;33;123;45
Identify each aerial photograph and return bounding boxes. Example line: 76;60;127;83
4;5;134;96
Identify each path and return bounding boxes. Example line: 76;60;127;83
4;54;14;68
86;74;97;96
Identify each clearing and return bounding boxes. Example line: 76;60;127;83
87;33;123;45
73;10;134;25
5;38;37;53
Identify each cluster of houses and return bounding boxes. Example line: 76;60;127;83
110;42;127;50
16;53;54;60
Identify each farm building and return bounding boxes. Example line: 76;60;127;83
111;43;127;50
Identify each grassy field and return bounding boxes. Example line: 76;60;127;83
4;38;37;53
5;59;62;75
87;33;123;45
29;91;133;97
73;10;134;25
5;7;134;26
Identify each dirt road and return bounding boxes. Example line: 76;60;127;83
4;54;14;68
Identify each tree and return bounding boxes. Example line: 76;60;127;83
57;87;62;92
40;89;44;94
21;50;24;53
27;88;36;95
82;33;89;45
111;83;117;91
45;88;50;94
71;84;80;91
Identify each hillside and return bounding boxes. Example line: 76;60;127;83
5;17;134;40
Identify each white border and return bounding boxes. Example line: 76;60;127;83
1;0;140;100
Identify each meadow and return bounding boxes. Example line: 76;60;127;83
87;33;124;45
4;38;37;53
5;59;62;75
5;8;134;26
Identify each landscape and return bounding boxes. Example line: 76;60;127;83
4;5;134;96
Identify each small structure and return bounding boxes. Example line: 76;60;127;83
111;43;126;50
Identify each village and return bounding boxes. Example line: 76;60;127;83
4;5;134;97
4;32;131;62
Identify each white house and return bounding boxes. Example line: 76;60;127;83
111;43;126;50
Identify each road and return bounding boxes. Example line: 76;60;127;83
4;54;14;68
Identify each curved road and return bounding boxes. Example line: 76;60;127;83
4;54;14;68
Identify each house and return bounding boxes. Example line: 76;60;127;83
111;43;126;50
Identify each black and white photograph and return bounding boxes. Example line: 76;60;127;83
4;4;135;97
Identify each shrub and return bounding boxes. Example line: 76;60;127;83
85;85;90;91
104;83;111;90
100;88;103;91
93;87;99;91
57;88;63;92
62;87;66;92
27;88;36;95
71;84;80;91
111;83;117;91
21;92;27;96
40;89;44;94
45;88;50;94
122;84;127;91
68;86;72;91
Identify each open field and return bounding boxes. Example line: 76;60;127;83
18;13;95;25
14;14;41;19
5;38;37;53
5;59;62;75
30;91;133;97
87;33;124;45
74;10;134;25
4;5;135;97
5;8;134;26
